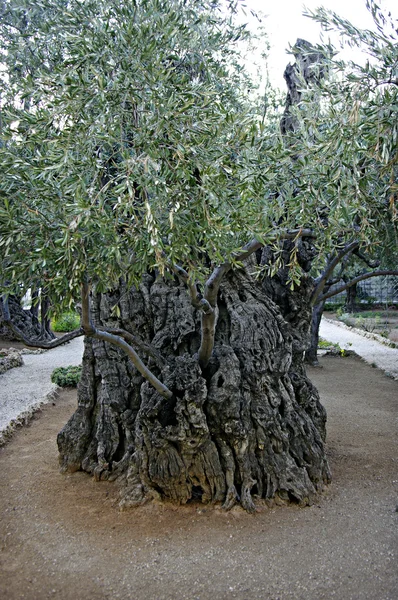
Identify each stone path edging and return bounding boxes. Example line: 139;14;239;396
0;336;84;445
320;318;398;380
323;317;398;349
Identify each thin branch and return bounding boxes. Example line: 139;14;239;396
104;327;167;368
319;270;398;302
232;238;263;264
80;282;173;399
1;283;173;398
353;248;380;269
376;79;398;88
91;329;173;398
325;276;344;286
314;241;359;285
172;263;213;314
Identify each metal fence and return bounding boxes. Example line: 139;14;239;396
325;275;398;306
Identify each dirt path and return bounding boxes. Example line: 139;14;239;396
0;354;397;600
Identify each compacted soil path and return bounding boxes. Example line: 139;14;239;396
0;349;397;599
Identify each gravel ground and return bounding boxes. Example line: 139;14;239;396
320;318;398;379
0;336;84;443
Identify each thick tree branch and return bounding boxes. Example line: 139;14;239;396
325;276;344;286
353;248;380;269
80;282;173;399
319;270;398;302
311;241;360;305
198;264;230;369
81;281;95;334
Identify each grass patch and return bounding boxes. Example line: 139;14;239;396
318;337;340;350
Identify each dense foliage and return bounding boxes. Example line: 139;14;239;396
51;311;81;332
51;365;82;387
0;0;268;305
1;0;396;512
308;1;397;249
0;0;396;332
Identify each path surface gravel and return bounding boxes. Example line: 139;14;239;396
0;337;84;442
320;318;398;379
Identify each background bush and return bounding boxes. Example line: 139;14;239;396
51;311;80;332
51;365;82;387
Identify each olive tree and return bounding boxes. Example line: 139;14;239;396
0;0;395;511
301;0;398;362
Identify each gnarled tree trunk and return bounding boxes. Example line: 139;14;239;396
0;294;55;342
305;300;325;366
58;255;331;512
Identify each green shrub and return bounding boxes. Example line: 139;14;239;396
351;310;380;319
337;311;351;324
51;365;82;387
51;311;80;332
318;337;340;349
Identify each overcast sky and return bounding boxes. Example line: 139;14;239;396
240;0;397;89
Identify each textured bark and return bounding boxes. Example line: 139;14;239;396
0;295;55;342
58;40;331;512
280;39;327;135
29;289;40;322
345;283;358;313
39;293;53;340
58;259;331;511
305;301;325;365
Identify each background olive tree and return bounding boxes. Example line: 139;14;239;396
300;1;398;362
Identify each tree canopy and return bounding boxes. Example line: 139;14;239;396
1;0;266;302
0;0;396;319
